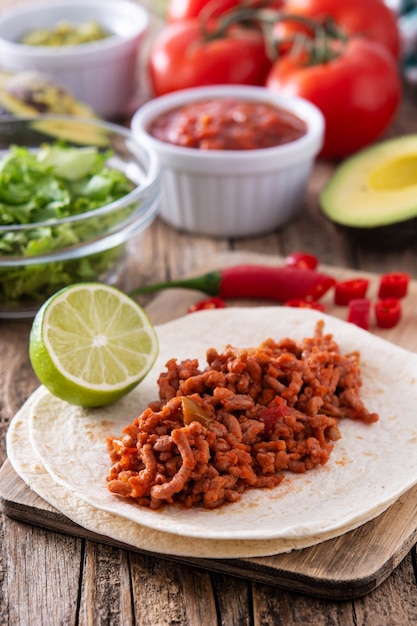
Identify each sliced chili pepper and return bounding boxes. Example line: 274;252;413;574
187;296;226;313
130;265;336;303
375;298;401;329
284;252;318;270
378;272;409;299
284;299;326;311
334;278;369;306
347;298;371;330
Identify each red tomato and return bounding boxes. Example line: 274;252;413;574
266;38;401;159
277;0;400;59
167;0;240;22
149;19;272;96
167;0;284;23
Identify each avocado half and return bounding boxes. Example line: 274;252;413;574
0;70;95;117
0;70;108;147
320;135;417;248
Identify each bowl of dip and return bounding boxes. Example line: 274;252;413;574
0;0;149;119
131;85;325;238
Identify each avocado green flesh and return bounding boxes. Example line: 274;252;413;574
30;118;109;147
320;136;417;228
0;72;95;116
0;72;108;147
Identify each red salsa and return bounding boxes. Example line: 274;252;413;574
147;98;308;150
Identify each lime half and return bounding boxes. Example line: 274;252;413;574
29;283;159;407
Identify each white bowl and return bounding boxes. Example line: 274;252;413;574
131;85;325;238
0;0;149;119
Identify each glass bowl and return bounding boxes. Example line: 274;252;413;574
131;85;324;238
0;115;160;319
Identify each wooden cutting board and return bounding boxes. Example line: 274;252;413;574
1;252;417;601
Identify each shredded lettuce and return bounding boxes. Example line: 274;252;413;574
0;142;135;308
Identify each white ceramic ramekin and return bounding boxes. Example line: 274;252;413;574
131;85;325;238
0;0;149;119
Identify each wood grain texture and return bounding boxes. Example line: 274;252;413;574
0;1;417;623
2;205;417;619
1;253;417;603
2;237;417;622
1;457;416;601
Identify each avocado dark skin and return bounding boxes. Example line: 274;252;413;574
332;219;417;249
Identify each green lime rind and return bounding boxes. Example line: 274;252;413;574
29;282;159;408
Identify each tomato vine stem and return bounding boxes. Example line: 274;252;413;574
199;5;349;64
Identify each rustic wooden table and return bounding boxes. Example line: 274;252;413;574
1;1;417;624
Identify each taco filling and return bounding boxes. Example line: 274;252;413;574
106;320;378;510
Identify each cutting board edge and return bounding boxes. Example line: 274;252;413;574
0;459;416;601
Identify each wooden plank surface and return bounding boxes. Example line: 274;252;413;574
1;251;417;602
1;458;416;600
2;234;417;626
1;1;417;622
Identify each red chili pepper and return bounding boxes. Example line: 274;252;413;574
284;252;318;271
347;298;371;330
375;298;401;329
187;297;226;313
378;272;409;299
284;299;326;312
334;278;369;306
129;265;336;303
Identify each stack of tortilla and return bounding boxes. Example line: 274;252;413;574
7;307;417;558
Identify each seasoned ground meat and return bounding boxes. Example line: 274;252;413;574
107;321;378;509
